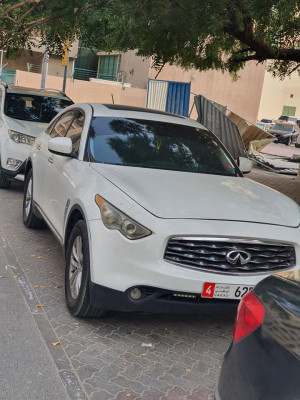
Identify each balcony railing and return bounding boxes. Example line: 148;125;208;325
73;68;97;81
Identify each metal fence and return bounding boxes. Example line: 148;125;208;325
73;67;97;81
194;95;246;160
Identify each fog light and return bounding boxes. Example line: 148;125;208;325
6;158;22;169
130;288;142;300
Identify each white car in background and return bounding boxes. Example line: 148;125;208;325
0;83;73;188
23;104;299;317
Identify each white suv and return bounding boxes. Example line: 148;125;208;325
0;83;73;188
23;104;299;317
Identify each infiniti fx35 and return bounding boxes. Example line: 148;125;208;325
23;104;299;317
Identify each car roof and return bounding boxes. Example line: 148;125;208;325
4;85;71;100
88;103;206;129
274;120;297;125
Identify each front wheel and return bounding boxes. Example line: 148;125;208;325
23;170;44;229
286;137;292;146
65;220;105;318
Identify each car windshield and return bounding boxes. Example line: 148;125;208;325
271;124;293;132
4;92;73;123
85;117;238;176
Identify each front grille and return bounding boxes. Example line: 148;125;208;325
164;238;296;274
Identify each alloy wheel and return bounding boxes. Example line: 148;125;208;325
25;177;32;218
69;236;83;299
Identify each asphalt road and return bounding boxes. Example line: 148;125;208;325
0;180;236;400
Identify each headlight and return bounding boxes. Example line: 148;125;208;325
9;130;35;145
95;195;152;240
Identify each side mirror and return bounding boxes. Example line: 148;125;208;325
238;156;252;174
48;137;72;156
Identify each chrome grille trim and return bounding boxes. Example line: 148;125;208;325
164;237;296;275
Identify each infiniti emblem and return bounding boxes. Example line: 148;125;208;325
226;250;252;265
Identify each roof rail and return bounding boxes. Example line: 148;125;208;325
39;88;66;95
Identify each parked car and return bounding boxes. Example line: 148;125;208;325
0;83;73;188
260;118;275;129
267;121;300;145
256;122;268;131
295;134;300;148
23;104;300;317
278;115;300;124
256;119;275;131
216;270;300;400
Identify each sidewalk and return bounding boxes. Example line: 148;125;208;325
0;244;69;400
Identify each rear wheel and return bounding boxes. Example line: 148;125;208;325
23;170;44;229
65;220;105;318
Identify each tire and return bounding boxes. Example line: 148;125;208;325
286;137;292;146
65;220;105;318
23;170;44;229
0;166;11;189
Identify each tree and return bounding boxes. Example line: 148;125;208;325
0;0;86;56
1;0;300;78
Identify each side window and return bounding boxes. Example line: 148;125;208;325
65;111;84;156
49;111;74;138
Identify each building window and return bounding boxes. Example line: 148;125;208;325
282;105;296;116
98;55;121;81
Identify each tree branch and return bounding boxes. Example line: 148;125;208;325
3;0;42;15
24;14;60;32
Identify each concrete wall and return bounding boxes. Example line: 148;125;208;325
258;70;300;120
96;51;150;89
4;52;43;73
120;51;150;89
47;58;74;78
4;53;74;78
149;61;266;124
14;70;147;107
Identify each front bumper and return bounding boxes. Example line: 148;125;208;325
87;218;300;300
89;282;239;313
1;160;26;179
0;138;31;178
273;134;290;143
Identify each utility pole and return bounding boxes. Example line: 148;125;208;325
40;42;49;89
0;50;6;79
62;40;70;93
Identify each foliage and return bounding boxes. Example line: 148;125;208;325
1;0;300;78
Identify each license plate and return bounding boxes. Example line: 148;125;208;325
202;282;254;300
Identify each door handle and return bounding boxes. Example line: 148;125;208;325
36;143;41;150
48;157;53;164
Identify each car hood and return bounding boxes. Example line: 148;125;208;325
268;129;291;136
90;164;300;227
4;116;47;137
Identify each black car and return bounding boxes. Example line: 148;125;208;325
267;121;300;145
216;270;300;400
